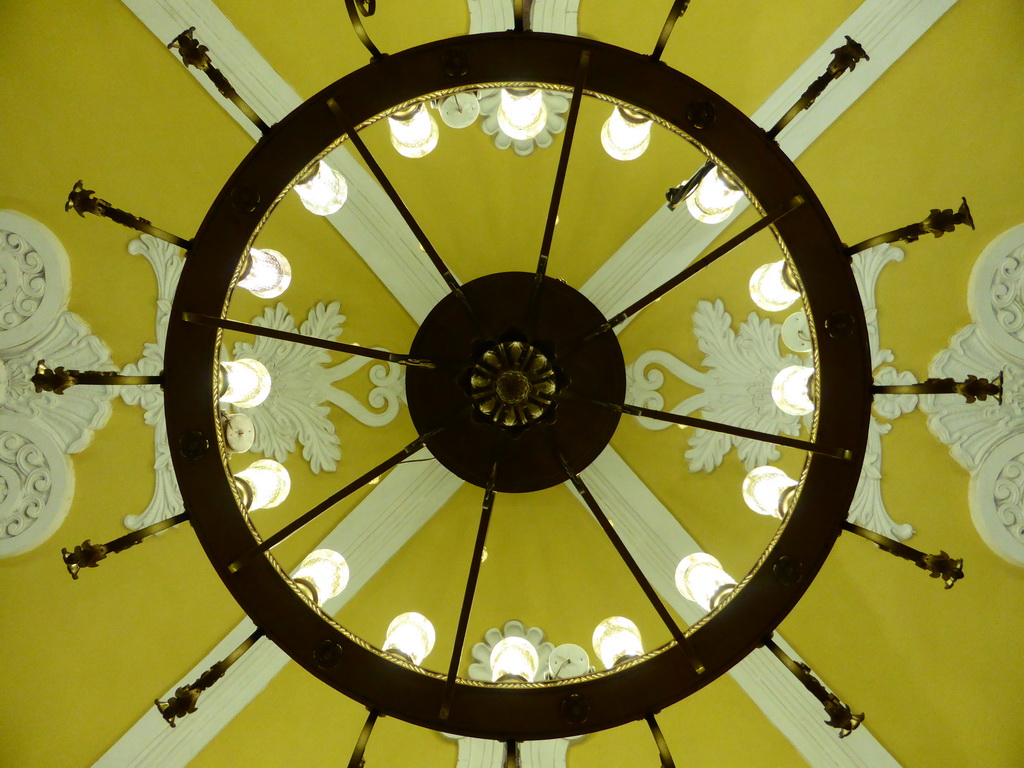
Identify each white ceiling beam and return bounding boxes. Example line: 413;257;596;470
581;0;959;320
93;457;462;768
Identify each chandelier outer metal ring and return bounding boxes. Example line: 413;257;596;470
163;31;872;740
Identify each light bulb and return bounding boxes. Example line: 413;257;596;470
233;459;291;511
675;553;737;612
293;160;348;216
388;105;439;159
742;466;798;518
600;106;652;161
592;616;643;669
496;88;547;141
772;365;815;416
219;359;272;408
749;260;800;312
237;248;292;299
490;636;539;682
293;549;349;606
685;165;743;224
384;612;435;665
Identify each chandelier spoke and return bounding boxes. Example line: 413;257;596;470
569;196;804;354
651;0;692;62
326;97;491;336
440;464;498;720
572;395;852;460
228;430;444;574
347;709;380;768
530;50;591;322
559;449;705;675
183;312;442;369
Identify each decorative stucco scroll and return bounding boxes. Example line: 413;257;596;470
921;223;1024;566
0;210;114;557
625;244;916;540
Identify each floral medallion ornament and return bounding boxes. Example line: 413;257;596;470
469;341;557;429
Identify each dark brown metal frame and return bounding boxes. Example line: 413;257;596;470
163;31;871;740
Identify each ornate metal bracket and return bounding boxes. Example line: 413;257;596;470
63;514;190;581
155;627;264;726
651;0;691;61
168;28;270;133
847;197;974;256
62;512;190;579
843;522;964;588
33;360;163;395
768;36;869;139
763;637;864;738
345;0;383;61
665;159;713;211
65;181;192;250
872;373;1002;405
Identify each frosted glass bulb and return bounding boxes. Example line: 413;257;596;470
234;459;291;511
772;365;815;416
389;105;439;159
384;612;435;665
496;88;547;141
675;553;737;612
686;166;743;224
220;359;272;408
238;248;292;299
293;549;349;605
749;260;800;312
490;636;539;682
294;160;348;216
592;617;643;669
742;466;798;518
600;106;652;161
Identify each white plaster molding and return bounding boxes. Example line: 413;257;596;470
230;301;406;473
581;0;959;320
0;417;74;558
469;0;578;35
479;88;571;156
576;447;900;768
0;210;72;352
92;457;463;768
468;620;555;682
0;211;114;556
921;224;1024;566
468;0;513;34
121;0;449;325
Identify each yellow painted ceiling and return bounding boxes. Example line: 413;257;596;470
2;1;1024;767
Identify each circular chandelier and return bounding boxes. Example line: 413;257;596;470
48;1;982;764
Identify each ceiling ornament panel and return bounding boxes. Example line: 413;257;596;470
625;244;916;541
0;210;113;557
118;235;406;530
922;223;1024;566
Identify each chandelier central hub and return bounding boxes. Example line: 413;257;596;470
471;341;556;427
405;272;625;493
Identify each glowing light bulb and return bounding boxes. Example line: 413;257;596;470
749;260;801;312
600;106;652;161
496;88;547;141
592;617;643;669
490;636;539;682
233;459;291;511
220;359;272;408
237;248;292;299
772;365;815;415
686;165;743;224
293;160;348;216
293;549;349;605
384;612;435;665
742;466;798;518
388;105;439;159
675;553;737;612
